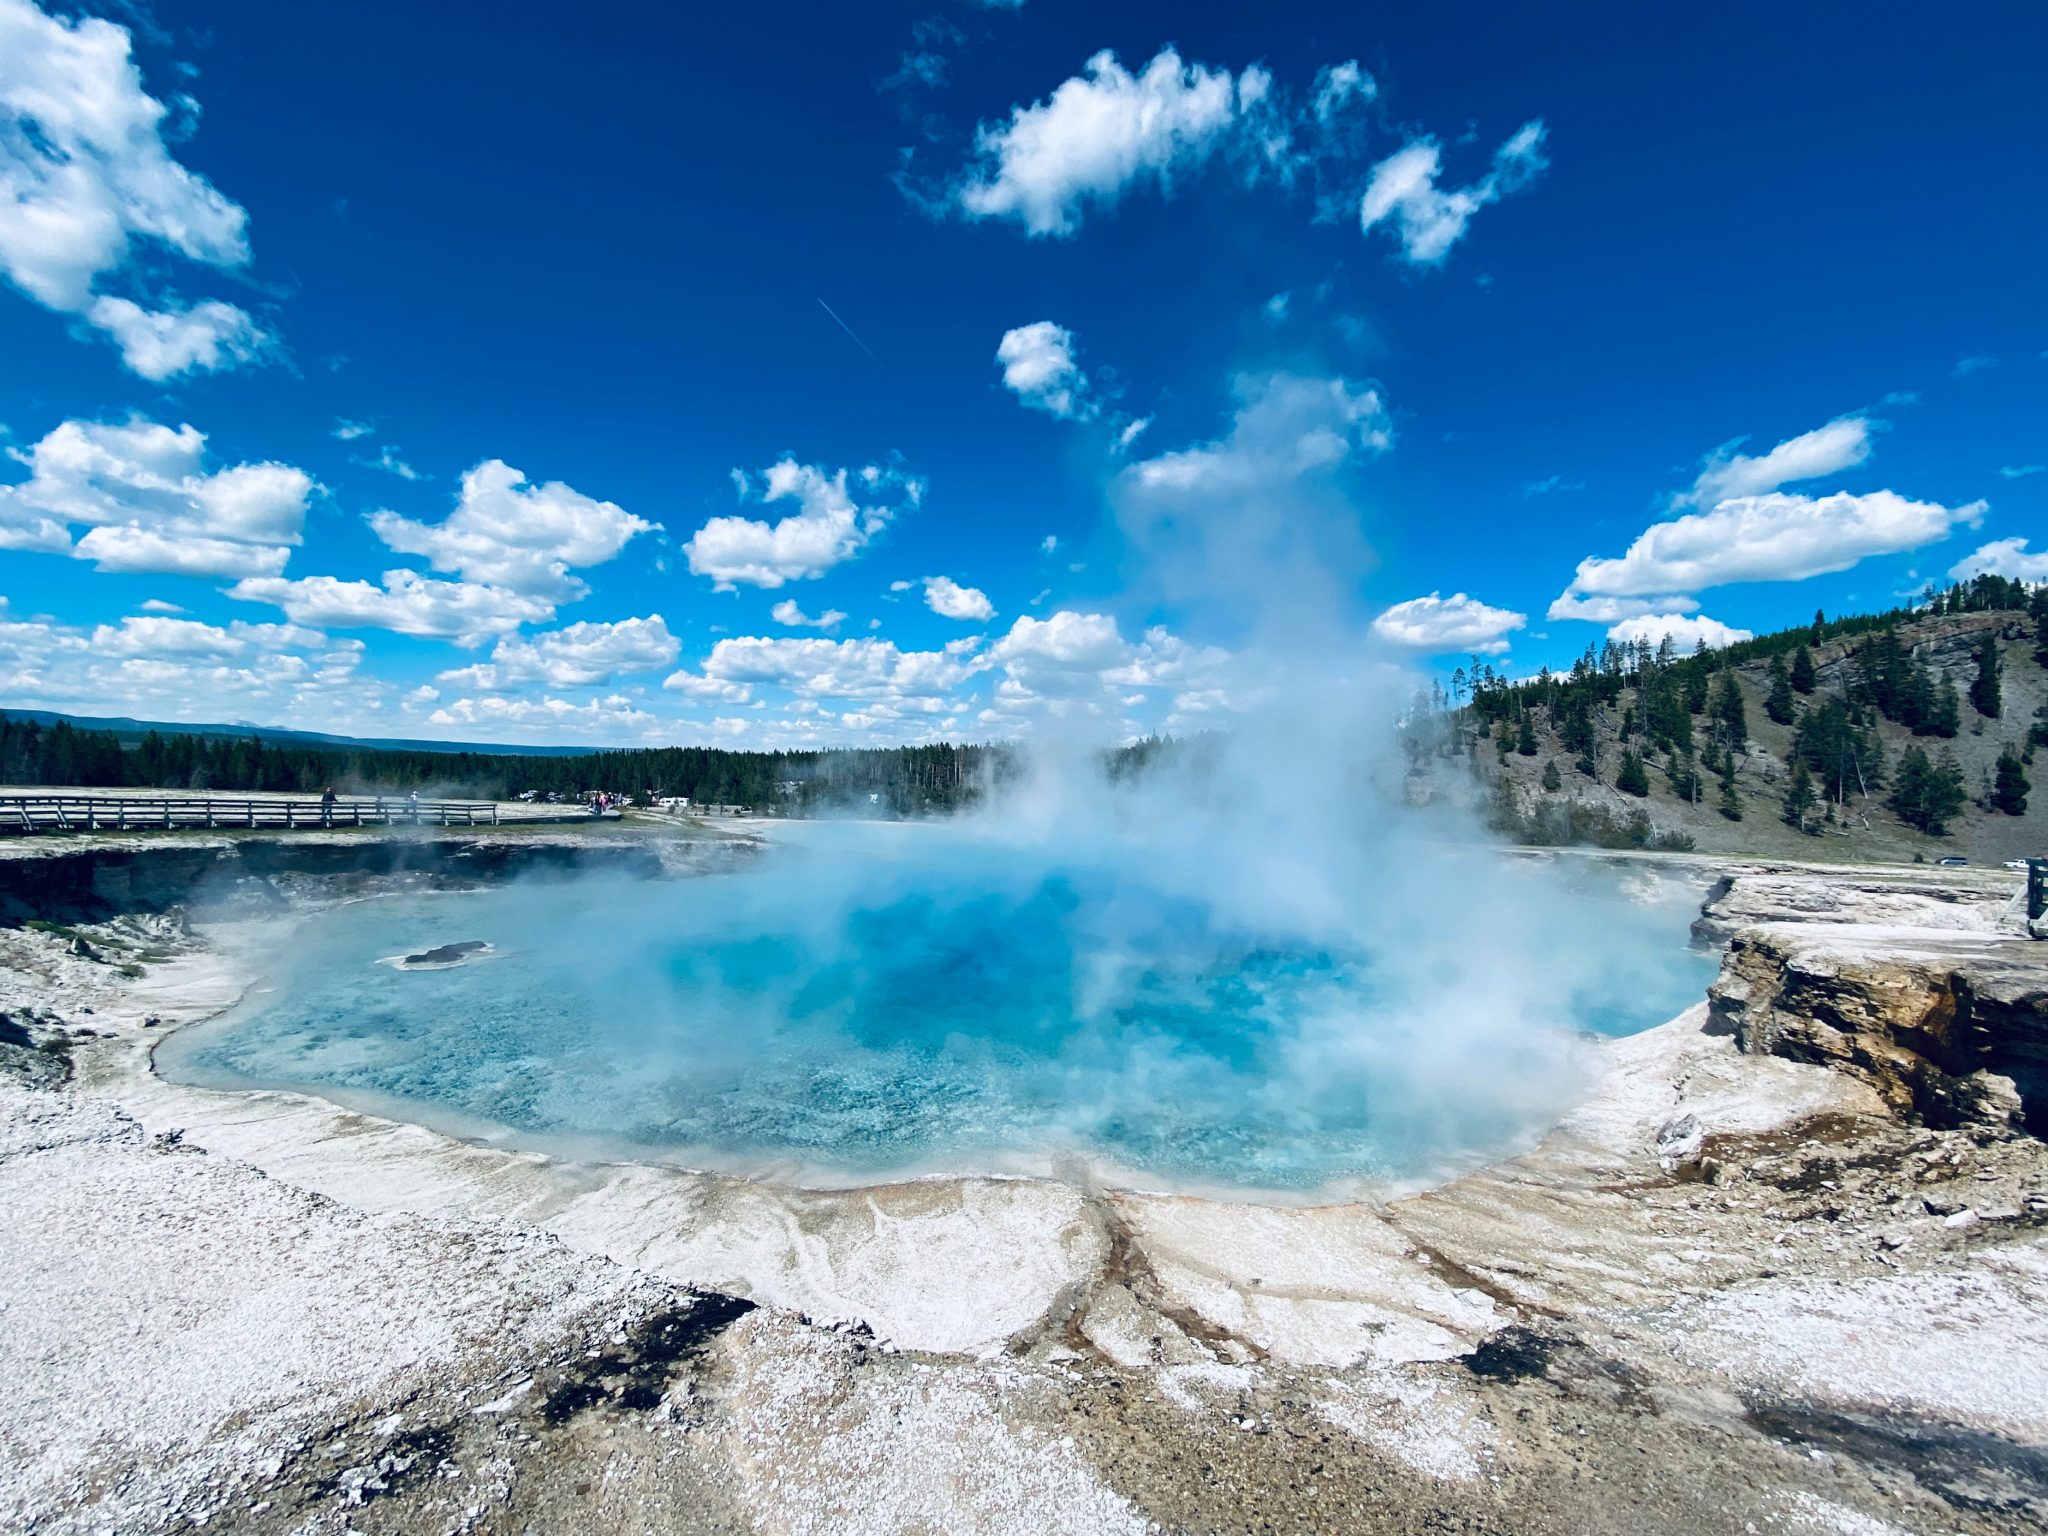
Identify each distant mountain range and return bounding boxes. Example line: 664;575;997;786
0;708;595;759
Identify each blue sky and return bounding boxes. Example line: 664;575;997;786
1;0;2043;747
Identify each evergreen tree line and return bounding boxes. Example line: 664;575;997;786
0;712;1028;817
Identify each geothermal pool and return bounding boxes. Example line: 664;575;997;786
161;826;1716;1194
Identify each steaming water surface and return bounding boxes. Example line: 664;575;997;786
162;824;1716;1194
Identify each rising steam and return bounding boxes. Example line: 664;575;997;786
165;365;1716;1197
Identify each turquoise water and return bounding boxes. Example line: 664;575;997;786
161;832;1716;1193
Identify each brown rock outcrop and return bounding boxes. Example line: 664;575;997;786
1709;923;2048;1135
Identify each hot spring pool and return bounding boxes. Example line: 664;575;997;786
160;826;1717;1194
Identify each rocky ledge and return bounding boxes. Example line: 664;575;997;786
0;823;760;926
1690;863;2022;946
1712;918;2046;1137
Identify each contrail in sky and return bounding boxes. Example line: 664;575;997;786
817;298;888;373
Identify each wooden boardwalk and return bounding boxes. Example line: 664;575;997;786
0;792;520;835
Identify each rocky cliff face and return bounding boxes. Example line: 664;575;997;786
0;831;755;925
1707;908;2048;1136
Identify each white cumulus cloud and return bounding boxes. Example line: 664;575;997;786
230;569;554;647
977;610;1232;730
1545;593;1699;624
0;415;313;577
1681;415;1876;509
436;615;679;691
923;575;995;621
988;609;1129;671
0;604;372;729
89;614;322;659
696;634;976;704
953;48;1262;236
1359;120;1547;265
662;670;753;704
1948;537;2048;582
996;320;1095;419
685;457;922;589
0;0;273;376
771;599;847;630
367;458;653;601
426;693;656;739
1557;411;1987;615
1605;613;1753;651
1562;488;1986;601
85;295;272;381
1371;592;1527;654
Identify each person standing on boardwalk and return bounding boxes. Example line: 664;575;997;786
320;786;337;827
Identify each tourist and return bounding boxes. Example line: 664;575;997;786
319;786;337;827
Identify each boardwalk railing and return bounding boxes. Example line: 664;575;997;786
0;793;502;835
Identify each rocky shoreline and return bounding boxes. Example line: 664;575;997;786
1;832;2043;1534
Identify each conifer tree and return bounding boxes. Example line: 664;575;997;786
1764;656;1797;724
1717;760;1742;820
1969;629;2002;718
1666;744;1702;804
1616;748;1650;797
1791;697;1884;803
1927;681;1961;739
1891;746;1967;834
1782;759;1817;831
1516;710;1539;756
1709;670;1748;749
1991;745;2030;815
1789;644;1817;693
1683;664;1709;716
1541;758;1562;793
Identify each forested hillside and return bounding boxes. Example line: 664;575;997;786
1404;575;2048;862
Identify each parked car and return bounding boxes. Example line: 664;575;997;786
1936;856;1969;867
